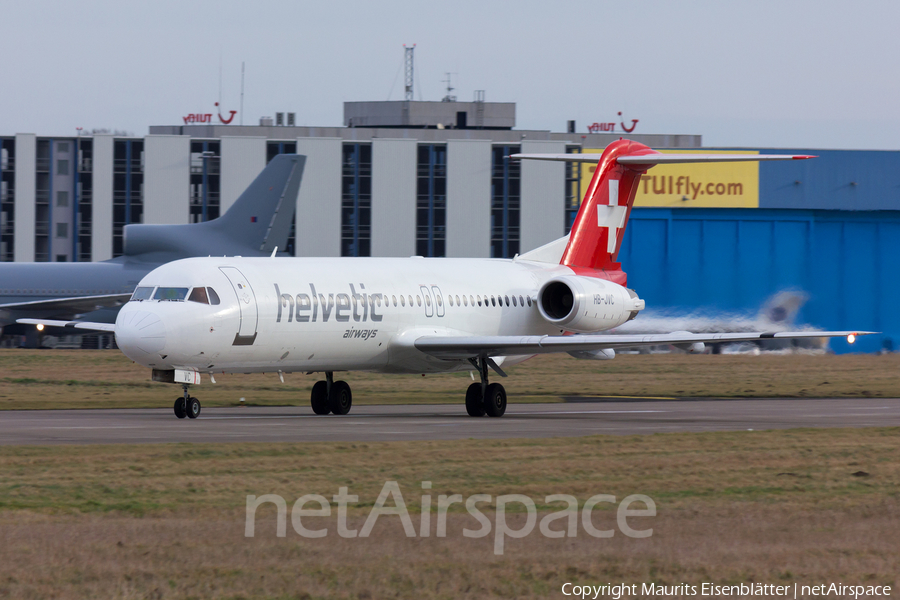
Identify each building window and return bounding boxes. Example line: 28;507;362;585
490;145;521;258
1;138;15;262
56;254;67;262
58;142;69;153
189;140;221;224
57;159;69;176
56;222;68;238
341;143;372;257
565;145;582;233
112;140;144;257
77;138;94;263
57;191;69;207
267;141;296;163
416;144;447;257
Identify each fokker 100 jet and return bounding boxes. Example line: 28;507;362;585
25;140;870;419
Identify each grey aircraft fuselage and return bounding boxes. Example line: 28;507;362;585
0;154;305;336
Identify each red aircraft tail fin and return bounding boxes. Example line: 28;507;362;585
512;143;815;285
560;140;657;282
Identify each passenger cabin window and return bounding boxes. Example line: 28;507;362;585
131;287;155;301
154;287;189;301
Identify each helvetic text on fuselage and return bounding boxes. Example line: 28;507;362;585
274;283;384;324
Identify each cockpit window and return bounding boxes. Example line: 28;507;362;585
131;287;155;301
153;287;189;301
186;287;221;305
188;287;209;304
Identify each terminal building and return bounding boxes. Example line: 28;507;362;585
0;101;698;263
1;100;898;353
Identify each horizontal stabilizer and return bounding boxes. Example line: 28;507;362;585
510;153;816;164
17;318;116;332
415;330;874;360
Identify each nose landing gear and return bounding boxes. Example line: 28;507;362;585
310;371;353;415
465;356;507;417
173;384;201;419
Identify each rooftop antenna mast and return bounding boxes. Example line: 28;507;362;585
240;62;245;126
441;72;457;102
403;44;415;101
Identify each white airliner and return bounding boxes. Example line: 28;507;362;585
23;140;870;419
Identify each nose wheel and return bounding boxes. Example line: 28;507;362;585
174;384;201;419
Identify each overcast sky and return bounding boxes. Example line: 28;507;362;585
2;0;898;149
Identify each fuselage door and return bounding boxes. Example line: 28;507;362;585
219;266;258;345
431;285;445;317
419;285;434;317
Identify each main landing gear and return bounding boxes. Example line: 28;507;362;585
465;356;507;418
174;384;201;419
310;371;353;416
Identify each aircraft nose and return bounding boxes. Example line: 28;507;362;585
116;309;167;359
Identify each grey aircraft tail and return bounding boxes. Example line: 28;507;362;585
121;154;306;261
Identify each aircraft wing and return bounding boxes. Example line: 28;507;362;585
0;293;132;315
15;318;116;332
414;331;872;360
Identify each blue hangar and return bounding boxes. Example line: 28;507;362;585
615;149;900;354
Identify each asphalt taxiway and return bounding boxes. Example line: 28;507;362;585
0;397;898;445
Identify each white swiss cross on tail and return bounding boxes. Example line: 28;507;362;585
597;179;627;253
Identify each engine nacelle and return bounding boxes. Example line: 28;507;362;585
538;276;645;333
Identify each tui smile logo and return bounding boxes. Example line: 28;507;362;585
618;112;638;133
216;102;237;124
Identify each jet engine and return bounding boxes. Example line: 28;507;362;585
537;276;645;333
